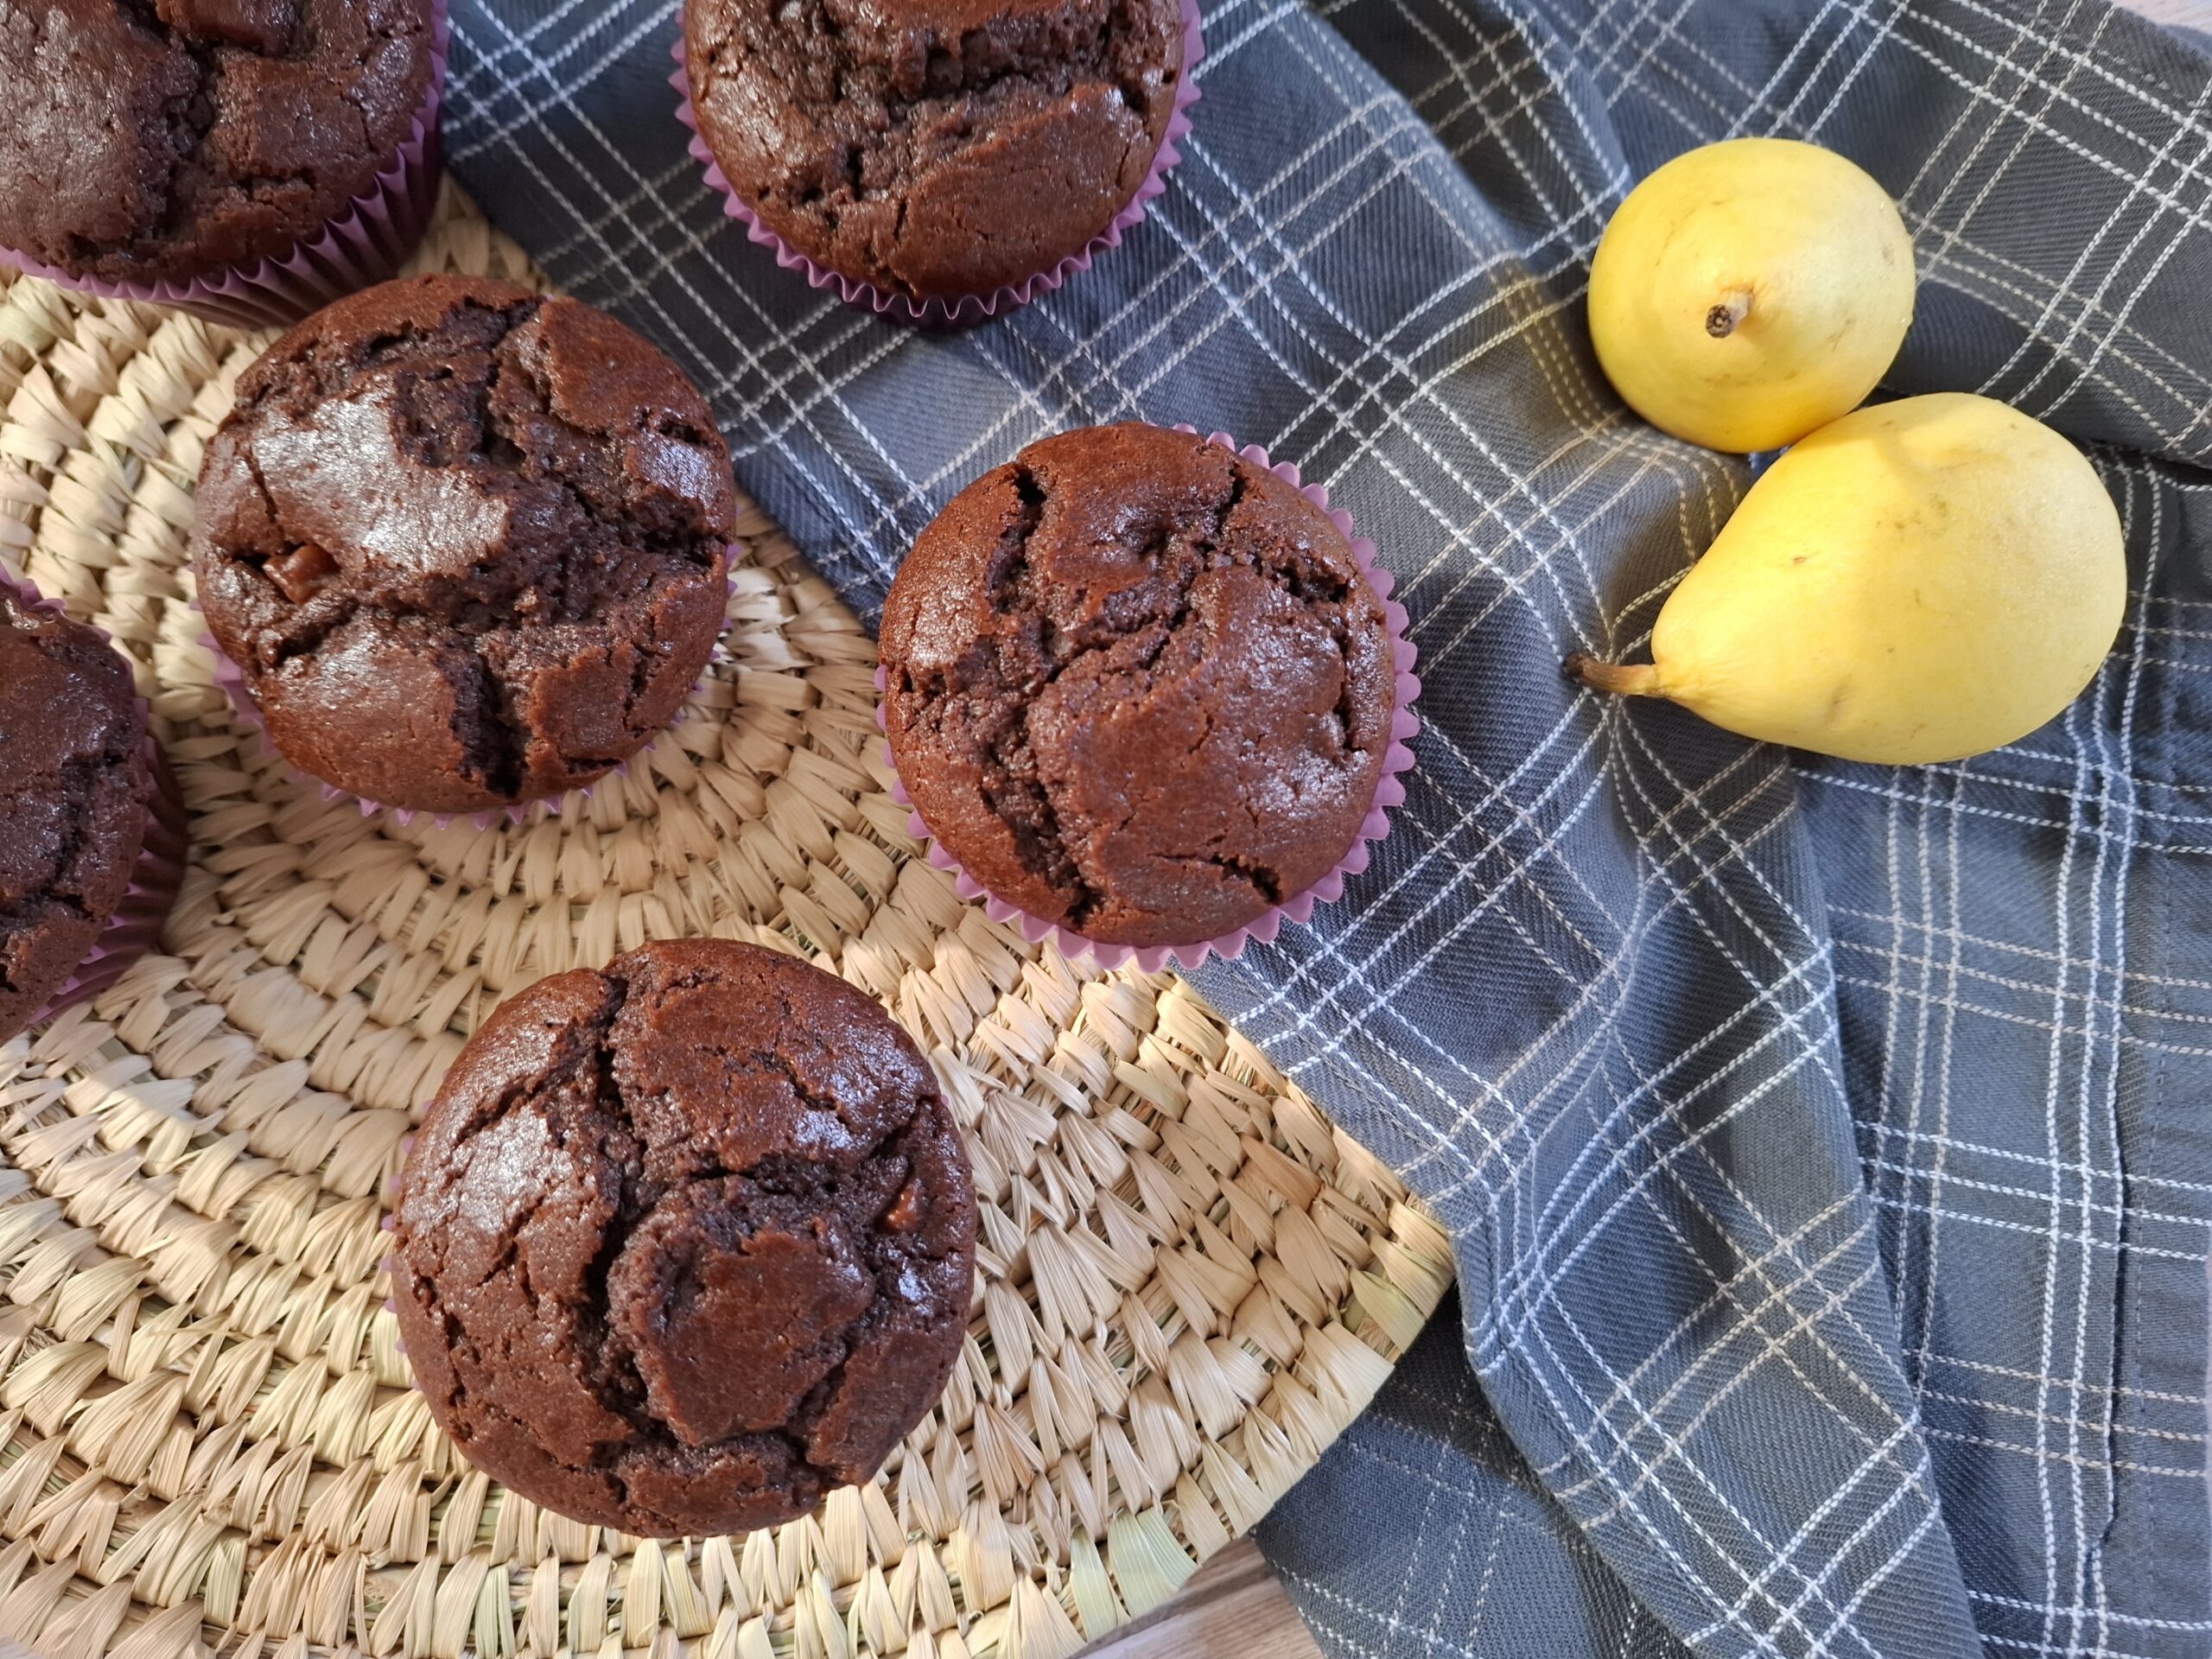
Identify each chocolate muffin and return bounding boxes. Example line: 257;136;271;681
193;275;737;817
0;0;440;289
881;423;1397;949
391;938;978;1537
683;0;1187;305
0;586;162;1040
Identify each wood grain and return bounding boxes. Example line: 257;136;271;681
1076;1541;1322;1659
1078;5;2206;1652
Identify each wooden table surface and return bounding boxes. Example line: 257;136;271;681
1078;1539;1322;1659
1082;1;2209;1651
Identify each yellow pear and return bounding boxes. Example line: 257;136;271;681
1589;137;1916;453
1568;394;2126;765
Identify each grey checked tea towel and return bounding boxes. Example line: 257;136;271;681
437;2;2212;1656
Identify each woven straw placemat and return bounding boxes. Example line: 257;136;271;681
0;188;1452;1659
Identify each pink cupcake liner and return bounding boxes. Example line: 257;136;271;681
0;0;451;331
194;562;741;832
874;425;1423;974
671;0;1205;328
0;571;190;1029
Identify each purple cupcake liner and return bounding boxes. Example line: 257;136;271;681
36;747;191;1022
874;425;1423;975
192;558;741;832
0;571;189;1028
383;1135;416;1212
0;0;451;331
671;0;1205;328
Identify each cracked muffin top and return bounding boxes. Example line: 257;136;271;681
683;0;1186;304
880;423;1396;950
192;274;736;817
392;938;978;1537
0;588;156;1041
0;0;440;287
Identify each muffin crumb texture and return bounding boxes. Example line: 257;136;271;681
685;0;1185;302
0;589;154;1039
192;274;736;817
0;0;438;285
881;423;1396;949
391;939;978;1537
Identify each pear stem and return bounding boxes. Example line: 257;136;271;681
1565;654;1664;698
1705;289;1753;338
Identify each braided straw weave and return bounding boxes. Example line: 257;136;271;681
0;188;1453;1659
